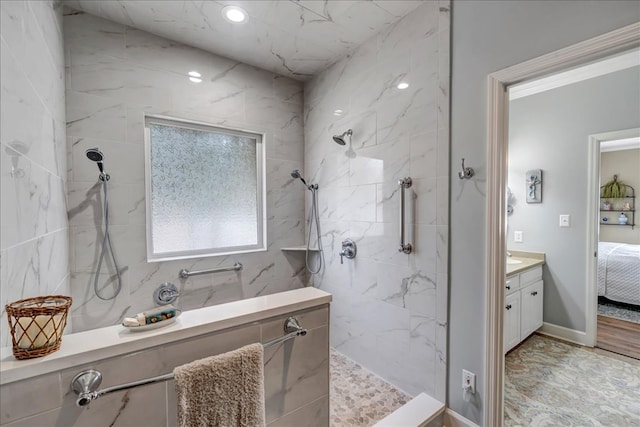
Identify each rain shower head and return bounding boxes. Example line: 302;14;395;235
86;148;107;177
332;129;353;145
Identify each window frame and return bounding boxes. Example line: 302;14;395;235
144;114;266;262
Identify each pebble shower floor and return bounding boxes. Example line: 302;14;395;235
329;349;410;426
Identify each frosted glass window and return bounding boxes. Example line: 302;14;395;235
144;116;265;261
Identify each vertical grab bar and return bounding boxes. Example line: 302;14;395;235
398;177;413;254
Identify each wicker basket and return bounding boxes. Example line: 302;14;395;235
5;295;72;360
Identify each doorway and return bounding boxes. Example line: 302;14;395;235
593;129;640;359
483;23;640;427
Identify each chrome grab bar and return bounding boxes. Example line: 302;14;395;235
71;317;307;407
179;262;242;279
398;177;413;254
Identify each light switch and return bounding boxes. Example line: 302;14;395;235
559;214;570;227
514;231;523;243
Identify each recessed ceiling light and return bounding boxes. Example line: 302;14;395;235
222;5;247;23
189;77;203;83
333;109;344;116
397;82;409;90
188;71;201;78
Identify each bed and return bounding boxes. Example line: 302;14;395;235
598;242;640;306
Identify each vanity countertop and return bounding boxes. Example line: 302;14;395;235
506;250;545;276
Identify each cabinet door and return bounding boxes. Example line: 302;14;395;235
504;292;521;353
521;280;543;339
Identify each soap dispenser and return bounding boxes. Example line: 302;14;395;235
618;212;628;225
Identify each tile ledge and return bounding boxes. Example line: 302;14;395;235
1;287;331;385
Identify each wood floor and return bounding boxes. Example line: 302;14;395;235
597;315;640;360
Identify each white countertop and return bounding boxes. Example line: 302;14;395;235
506;250;546;276
0;287;331;385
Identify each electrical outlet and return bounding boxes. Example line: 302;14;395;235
462;369;476;394
514;231;523;243
559;214;570;227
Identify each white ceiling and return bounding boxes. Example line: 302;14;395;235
64;0;425;81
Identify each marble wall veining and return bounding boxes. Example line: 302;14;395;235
64;10;307;332
303;1;450;399
0;0;69;347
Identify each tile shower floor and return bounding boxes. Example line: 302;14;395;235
330;348;411;426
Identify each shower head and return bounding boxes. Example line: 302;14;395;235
86;148;107;178
332;129;353;146
85;148;104;162
291;169;308;187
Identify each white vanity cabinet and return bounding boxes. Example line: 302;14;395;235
504;265;543;353
520;279;543;339
504;291;521;351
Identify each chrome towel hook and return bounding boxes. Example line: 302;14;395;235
458;158;475;180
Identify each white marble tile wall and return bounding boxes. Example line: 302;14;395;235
0;0;70;347
64;10;307;332
303;1;450;400
0;305;329;426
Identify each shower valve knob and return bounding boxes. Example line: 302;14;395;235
339;239;357;264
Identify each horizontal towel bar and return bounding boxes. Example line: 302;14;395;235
179;262;242;278
71;317;307;407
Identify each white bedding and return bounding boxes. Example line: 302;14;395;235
597;242;640;306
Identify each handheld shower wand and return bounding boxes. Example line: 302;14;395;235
291;169;317;190
85;148;109;181
85;148;121;300
290;169;323;274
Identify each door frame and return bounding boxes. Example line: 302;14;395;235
483;23;640;427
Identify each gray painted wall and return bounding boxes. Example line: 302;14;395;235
449;1;640;424
508;67;640;332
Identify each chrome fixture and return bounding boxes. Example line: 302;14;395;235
179;262;242;279
86;148;109;181
332;129;353;145
290;169;318;191
86;147;122;300
458;158;475;180
71;369;103;407
290;169;316;192
398;177;413;254
339;239;357;264
153;282;179;305
290;170;324;274
70;317;307;407
284;316;305;335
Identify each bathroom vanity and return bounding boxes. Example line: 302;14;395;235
504;252;545;353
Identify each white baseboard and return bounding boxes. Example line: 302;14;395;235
443;409;479;427
538;322;590;346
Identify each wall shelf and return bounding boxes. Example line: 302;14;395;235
600;178;635;229
280;247;320;252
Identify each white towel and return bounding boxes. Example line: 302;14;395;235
174;343;265;427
